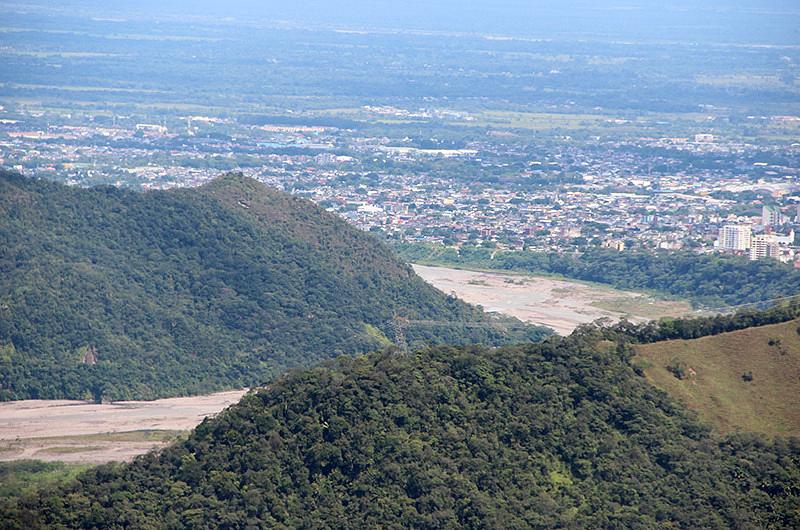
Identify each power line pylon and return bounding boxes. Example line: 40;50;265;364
392;314;409;353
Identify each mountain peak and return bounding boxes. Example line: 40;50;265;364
200;171;262;191
0;172;547;401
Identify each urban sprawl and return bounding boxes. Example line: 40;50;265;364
2;105;799;264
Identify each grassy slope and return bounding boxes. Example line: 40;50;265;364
635;318;800;438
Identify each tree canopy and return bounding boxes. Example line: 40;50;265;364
4;329;799;528
0;172;548;401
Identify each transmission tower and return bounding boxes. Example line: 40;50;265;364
392;314;409;353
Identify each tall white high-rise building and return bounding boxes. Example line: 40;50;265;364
717;225;752;251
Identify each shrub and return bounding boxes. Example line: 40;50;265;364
666;359;687;380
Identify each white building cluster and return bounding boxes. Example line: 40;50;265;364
716;206;797;263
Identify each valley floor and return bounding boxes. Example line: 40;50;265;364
0;390;247;463
0;268;708;466
413;264;693;335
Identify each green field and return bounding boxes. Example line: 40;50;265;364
635;318;800;438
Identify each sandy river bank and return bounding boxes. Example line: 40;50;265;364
413;264;692;335
0;390;247;463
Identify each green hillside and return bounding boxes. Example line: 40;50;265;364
0;172;548;401
5;332;799;528
635;318;800;438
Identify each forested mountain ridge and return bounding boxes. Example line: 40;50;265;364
5;329;799;529
195;176;410;278
0;171;548;401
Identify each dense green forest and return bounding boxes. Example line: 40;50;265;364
397;243;800;308
0;172;548;401
4;326;799;529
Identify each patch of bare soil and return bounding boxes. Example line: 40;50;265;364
413;264;692;335
0;390;248;463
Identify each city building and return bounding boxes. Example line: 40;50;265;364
717;225;751;251
694;133;715;143
749;234;780;261
749;230;796;262
602;239;626;251
762;204;784;227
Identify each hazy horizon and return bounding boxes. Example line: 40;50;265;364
3;0;799;45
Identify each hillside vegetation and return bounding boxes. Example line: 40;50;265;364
0;461;91;500
0;172;548;401
397;242;800;308
5;331;799;529
635;318;800;438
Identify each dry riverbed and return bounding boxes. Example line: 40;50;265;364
0;390;247;463
413;264;693;335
